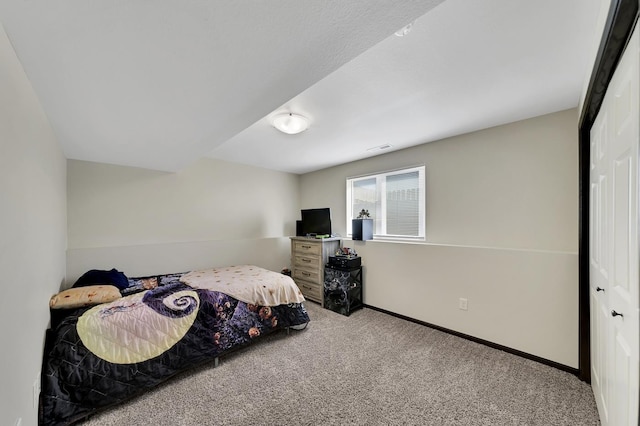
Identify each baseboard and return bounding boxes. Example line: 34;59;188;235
363;304;580;377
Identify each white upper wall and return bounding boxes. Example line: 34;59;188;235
0;23;67;426
68;158;299;249
66;158;300;283
302;108;578;253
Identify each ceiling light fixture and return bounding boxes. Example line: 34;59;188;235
395;22;414;37
272;113;310;135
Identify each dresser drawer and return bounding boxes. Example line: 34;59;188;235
294;268;320;283
294;255;320;271
296;279;322;302
293;240;322;256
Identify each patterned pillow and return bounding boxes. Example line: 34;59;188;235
49;285;122;309
121;273;186;296
121;276;158;296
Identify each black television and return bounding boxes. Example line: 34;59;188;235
301;208;332;236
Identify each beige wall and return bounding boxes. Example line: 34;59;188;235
66;158;299;283
303;109;578;251
300;109;580;367
0;24;67;426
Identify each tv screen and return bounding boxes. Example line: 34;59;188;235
301;208;331;236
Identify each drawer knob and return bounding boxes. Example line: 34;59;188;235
596;287;605;292
611;310;623;318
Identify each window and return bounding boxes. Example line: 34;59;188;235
346;165;425;240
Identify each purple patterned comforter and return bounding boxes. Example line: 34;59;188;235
40;275;310;425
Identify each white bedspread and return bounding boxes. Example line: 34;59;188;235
179;265;305;306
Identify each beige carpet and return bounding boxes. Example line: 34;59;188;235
79;302;600;425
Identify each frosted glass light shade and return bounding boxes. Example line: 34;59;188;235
272;113;309;134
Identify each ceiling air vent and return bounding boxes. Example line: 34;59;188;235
366;144;392;152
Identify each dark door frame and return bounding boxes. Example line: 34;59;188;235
577;0;639;382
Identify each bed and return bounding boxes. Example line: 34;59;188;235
40;265;310;426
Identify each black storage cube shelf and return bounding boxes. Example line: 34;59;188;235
323;266;363;316
352;219;373;241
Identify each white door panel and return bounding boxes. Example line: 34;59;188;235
611;152;631;293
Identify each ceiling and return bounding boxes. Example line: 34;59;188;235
1;0;603;175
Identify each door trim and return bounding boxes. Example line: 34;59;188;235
578;0;639;382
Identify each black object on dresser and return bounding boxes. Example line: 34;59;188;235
328;255;361;269
323;264;363;316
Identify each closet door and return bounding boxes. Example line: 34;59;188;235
607;22;639;426
590;23;639;426
590;100;611;424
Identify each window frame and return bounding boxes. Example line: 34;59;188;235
346;165;426;241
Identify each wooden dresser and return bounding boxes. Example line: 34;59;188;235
290;236;341;306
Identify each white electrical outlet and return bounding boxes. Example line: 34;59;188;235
459;298;468;311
